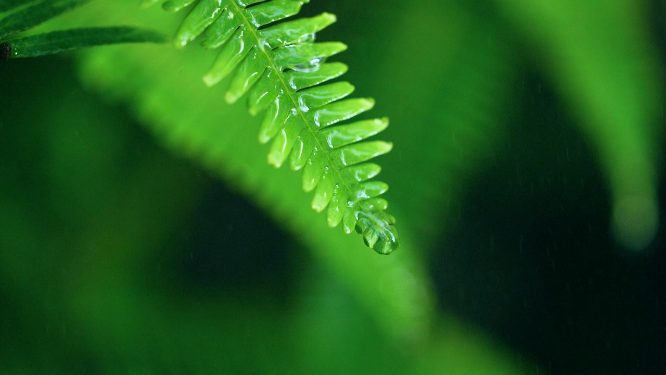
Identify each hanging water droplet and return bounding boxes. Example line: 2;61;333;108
292;56;326;73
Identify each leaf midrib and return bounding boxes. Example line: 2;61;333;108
230;0;357;212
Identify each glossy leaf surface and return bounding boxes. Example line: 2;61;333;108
12;0;660;373
149;0;399;254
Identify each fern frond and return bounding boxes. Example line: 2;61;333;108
0;0;164;59
150;0;399;254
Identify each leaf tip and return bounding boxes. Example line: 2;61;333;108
311;199;327;213
202;73;220;87
225;91;240;104
379;117;389;127
267;150;286;168
336;42;349;53
346;82;356;93
302;178;316;193
258;134;270;144
162;1;185;12
174;38;188;49
361;98;376;110
321;12;337;24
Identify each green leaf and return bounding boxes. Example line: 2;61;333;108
371;4;518;248
6;27;166;58
148;0;400;254
0;0;36;14
162;0;198;12
44;1;535;372
496;0;663;251
0;0;90;39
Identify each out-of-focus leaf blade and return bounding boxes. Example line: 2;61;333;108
0;0;90;39
0;0;36;14
7;27;165;58
495;0;663;251
368;2;517;249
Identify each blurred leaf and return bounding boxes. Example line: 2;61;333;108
0;0;165;61
369;1;518;249
0;0;90;38
7;27;165;58
494;0;663;251
0;0;36;14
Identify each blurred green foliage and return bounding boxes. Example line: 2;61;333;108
0;0;164;58
1;0;663;374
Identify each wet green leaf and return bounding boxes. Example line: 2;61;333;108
147;0;400;254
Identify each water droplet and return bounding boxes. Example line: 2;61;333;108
298;33;316;44
298;96;309;112
292;56;326;73
283;33;315;47
248;14;259;27
288;77;298;90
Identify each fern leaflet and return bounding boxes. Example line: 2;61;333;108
149;0;399;254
